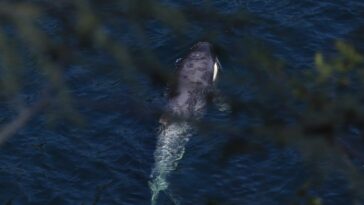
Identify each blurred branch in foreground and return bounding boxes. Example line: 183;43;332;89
0;0;363;204
0;89;49;145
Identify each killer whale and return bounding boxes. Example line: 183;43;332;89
159;41;221;125
149;42;221;205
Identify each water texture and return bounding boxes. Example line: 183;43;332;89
149;123;192;205
0;0;363;205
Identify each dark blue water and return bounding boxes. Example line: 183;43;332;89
0;1;363;204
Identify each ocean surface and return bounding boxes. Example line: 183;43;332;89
0;0;363;204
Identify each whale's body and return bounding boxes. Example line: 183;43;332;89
150;42;220;205
160;42;220;125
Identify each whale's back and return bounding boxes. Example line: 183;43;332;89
160;42;218;124
178;50;215;88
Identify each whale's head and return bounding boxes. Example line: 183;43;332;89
178;42;221;87
160;42;221;125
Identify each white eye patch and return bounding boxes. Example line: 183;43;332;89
213;62;218;82
213;58;221;82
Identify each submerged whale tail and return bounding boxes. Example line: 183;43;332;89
149;122;192;205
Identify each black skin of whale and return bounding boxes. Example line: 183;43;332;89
160;42;219;125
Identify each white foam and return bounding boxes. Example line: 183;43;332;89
149;122;192;205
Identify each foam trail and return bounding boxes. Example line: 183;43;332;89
149;122;192;205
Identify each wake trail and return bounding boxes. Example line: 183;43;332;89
149;122;192;205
